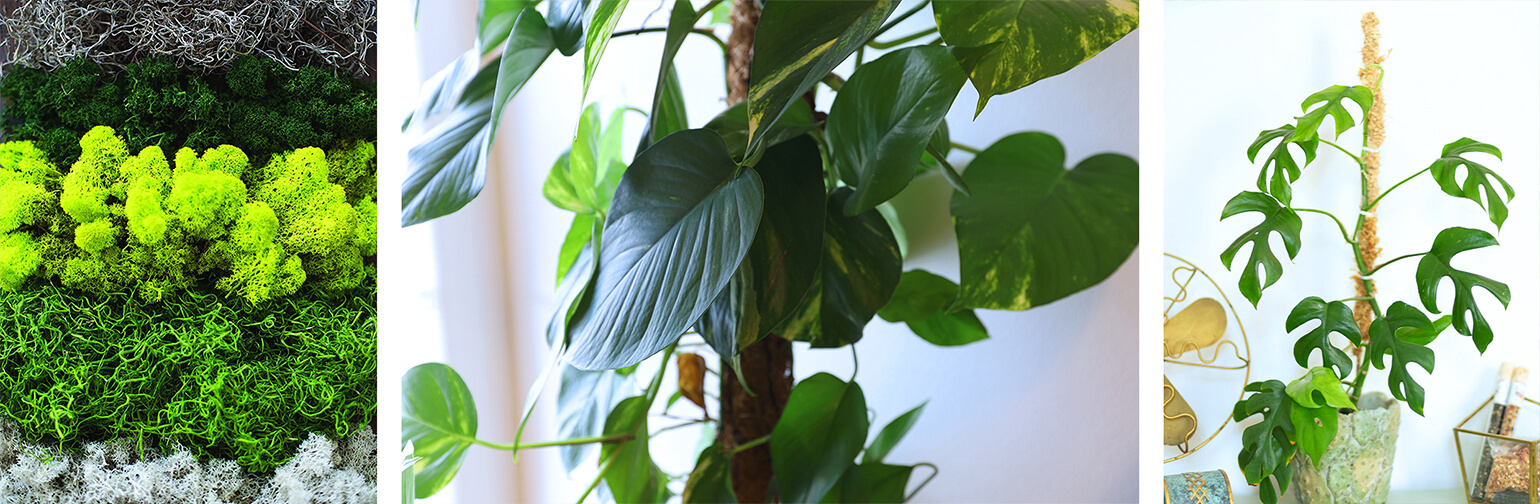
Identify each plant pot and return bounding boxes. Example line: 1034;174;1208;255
1291;392;1402;504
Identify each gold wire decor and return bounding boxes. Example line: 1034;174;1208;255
1164;253;1251;463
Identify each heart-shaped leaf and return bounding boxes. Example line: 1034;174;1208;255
1246;125;1319;206
402;363;479;499
1427;138;1511;229
547;0;588;56
682;443;736;504
696;136;825;360
643;0;696;151
863;401;926;464
933;0;1138;116
1285;297;1358;380
828;46;966;216
1231;379;1296;504
1367;302;1438;415
556;365;634;472
1219;191;1302;307
747;0;898;159
1284;366;1355;410
641;67;690;154
822;463;913;504
705;100;819;164
952;132;1138;310
566;129;763;370
1290;84;1372;142
601;396;671;503
581;0;631;102
1415;227;1510;352
771;373;870;504
777;188;902;348
877;270;988;347
1288;402;1337;471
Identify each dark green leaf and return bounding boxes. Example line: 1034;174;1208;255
1290;85;1372;142
402;363;478;498
410;50;482;130
557;213;596;284
567;129;764;370
645;0;696;150
704;100;819;163
682;443;736;504
951;132;1138;310
747;0;899;158
933;0;1138;116
1427;138;1511;228
829;46;966;216
822;463;913;503
1231;380;1296;504
918;120;951;172
863;402;925;464
778;188;903;348
489;8;559;141
602;396;670;504
1284;366;1355;410
481;0;540;52
1219;191;1301;307
1415;227;1510;352
1246;125;1319;206
1285;297;1358;380
556;365;634;471
548;0;588;56
772;373;871;504
640;67;690;153
696;136;826;359
582;0;632;101
877;270;988;347
1288;402;1337;471
1367;302;1438;415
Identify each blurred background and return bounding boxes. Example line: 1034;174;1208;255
382;0;1138;501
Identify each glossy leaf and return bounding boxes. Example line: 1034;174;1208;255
771;373;871;504
544;151;587;213
489;8;559;143
933;0;1138;115
601;396;670;504
410;49;481;130
682;443;736;504
1247;125;1319;206
1415;227;1510;352
567;129;764;370
645;0;696;150
481;0;540;52
1289;85;1372;142
1231;380;1296;504
557;213;596;284
778;188;903;348
641;67;690;153
747;0;899;158
696;136;825;359
582;0;631;102
1219;191;1302;307
863;402;926;464
1284;367;1355;411
547;240;596;347
547;0;588;56
1288;402;1337;471
828;46;966;216
877;270;988;347
1367;302;1437;415
556;365;634;471
951;132;1138;310
1427;138;1511;229
822;463;913;504
552;105;604;214
1285;297;1358;380
402;363;478;498
704;100;819;163
596;107;638;213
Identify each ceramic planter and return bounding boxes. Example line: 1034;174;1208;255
1291;392;1402;504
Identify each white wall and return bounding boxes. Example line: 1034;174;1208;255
1164;1;1540;496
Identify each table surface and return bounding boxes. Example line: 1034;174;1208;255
1231;488;1470;504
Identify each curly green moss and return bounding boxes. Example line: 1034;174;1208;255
0;282;377;472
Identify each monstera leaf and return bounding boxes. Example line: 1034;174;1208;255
1367;302;1439;415
1284;366;1353;469
402;363;479;499
1415;227;1510;352
1247;125;1319;206
1427;138;1511;229
1219;191;1302;307
1285;297;1358;380
933;0;1138;116
1232;380;1297;504
1289;84;1372;142
566;129;763;370
775;188;903;348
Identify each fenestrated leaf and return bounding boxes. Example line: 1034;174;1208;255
601;396;670;504
933;0;1138;116
566;129;764;370
556;365;634;471
771;373;870;504
696;136;825;359
1285;297;1358;380
402;363;479;498
682;443;736;504
951;132;1138;311
644;0;695;150
557;213;595;284
582;0;631;102
481;0;540;52
1219;191;1301;307
1289;84;1372;142
547;0;588;56
1427;138;1511;229
704;100;819;163
1247;125;1319;206
1368;302;1438;415
821;463;913;504
1288;402;1337;471
863;402;925;464
828;46;966;216
1284;366;1355;410
876;270;988;347
1231;379;1297;504
747;0;899;158
777;188;902;348
1415;227;1510;352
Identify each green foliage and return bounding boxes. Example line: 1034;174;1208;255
0;282;377;472
1;57;375;167
1219;191;1302;307
1414;227;1510;352
0;233;41;290
402;363;480;498
1232;380;1296;504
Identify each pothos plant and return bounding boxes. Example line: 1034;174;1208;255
401;0;1138;502
1222;66;1513;502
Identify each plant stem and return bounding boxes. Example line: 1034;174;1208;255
1366;252;1428;276
821;73;846;92
576;447;623;504
1293;207;1354;245
610;27;728;54
868;27;939;49
865;0;931;44
730;434;771;454
695;0;726;23
1319;138;1363;165
951;142;982;155
1365;166;1433;211
652;419;709;437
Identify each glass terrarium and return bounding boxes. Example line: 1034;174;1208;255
1456;394;1540;504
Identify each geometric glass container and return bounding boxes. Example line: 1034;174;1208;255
1456;394;1540;504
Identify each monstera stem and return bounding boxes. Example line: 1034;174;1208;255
1348;12;1388;402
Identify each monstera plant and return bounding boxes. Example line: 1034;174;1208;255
401;0;1138;502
